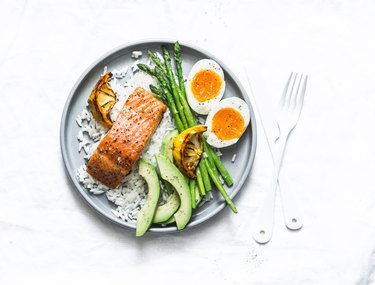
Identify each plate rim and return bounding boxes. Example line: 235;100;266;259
60;38;257;233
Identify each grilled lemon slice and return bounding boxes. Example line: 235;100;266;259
88;72;116;128
173;125;207;178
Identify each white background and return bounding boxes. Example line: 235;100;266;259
1;0;375;284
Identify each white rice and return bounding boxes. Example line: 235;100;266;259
76;61;175;222
131;51;143;59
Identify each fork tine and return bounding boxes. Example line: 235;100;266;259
284;73;298;109
291;74;303;109
296;75;308;112
279;72;293;108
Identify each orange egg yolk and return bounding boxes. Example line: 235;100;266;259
191;69;222;102
212;108;245;140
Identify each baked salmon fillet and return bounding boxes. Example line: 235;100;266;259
87;87;167;188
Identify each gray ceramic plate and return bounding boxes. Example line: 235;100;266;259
60;39;257;233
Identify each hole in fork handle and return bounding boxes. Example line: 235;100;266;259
286;217;303;231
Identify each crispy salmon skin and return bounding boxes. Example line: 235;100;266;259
87;87;167;188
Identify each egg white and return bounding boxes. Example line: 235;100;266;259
204;97;250;148
186;59;226;115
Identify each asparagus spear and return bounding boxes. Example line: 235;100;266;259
203;159;237;213
147;50;167;74
189;180;196;209
138;63;172;94
137;63;156;76
199;158;211;191
173;42;197;128
203;140;219;178
149;84;166;103
154;66;185;133
196;168;205;196
203;138;233;186
162;46;188;129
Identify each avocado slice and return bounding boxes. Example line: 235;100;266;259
153;191;180;223
152;130;181;224
136;158;160;237
156;154;192;230
162;215;176;225
160;130;179;195
160;130;178;163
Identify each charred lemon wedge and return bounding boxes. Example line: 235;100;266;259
173;125;207;178
88;72;116;128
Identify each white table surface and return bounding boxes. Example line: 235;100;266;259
2;0;375;284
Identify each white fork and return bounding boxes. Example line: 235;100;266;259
252;73;308;244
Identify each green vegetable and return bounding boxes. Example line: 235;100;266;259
159;129;178;195
154;67;185;133
199;158;211;191
195;185;202;205
142;43;236;212
137;63;156;76
136;158;161;237
153;191;180;223
162;215;176;225
162;46;188;129
149;84;166;103
147;50;167;74
203;138;233;186
153;129;181;223
173;42;233;187
173;42;198;128
140;58;209;194
196;168;205;196
153;130;180;223
161;47;211;194
203;159;237;213
160;129;178;163
156;154;192;230
189;179;196;209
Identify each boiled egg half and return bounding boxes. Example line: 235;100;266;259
205;97;250;148
186;59;225;115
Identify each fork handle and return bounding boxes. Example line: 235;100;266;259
280;183;303;230
252;181;278;243
252;131;289;244
267;128;304;231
